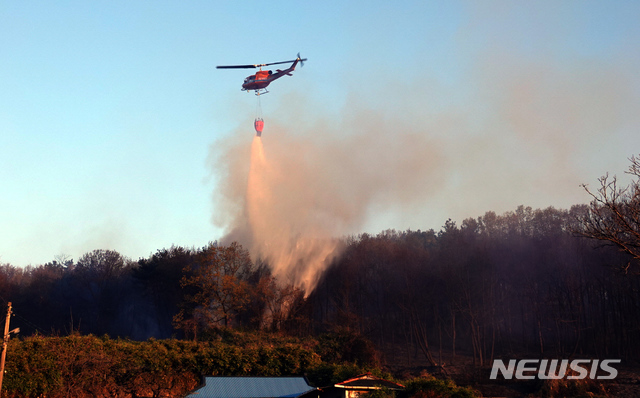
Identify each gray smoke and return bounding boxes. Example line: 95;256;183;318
209;101;445;294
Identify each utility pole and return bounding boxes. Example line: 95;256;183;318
0;302;15;395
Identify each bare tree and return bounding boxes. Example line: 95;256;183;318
175;242;253;336
578;155;640;273
256;275;302;331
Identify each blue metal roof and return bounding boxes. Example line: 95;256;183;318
186;376;316;398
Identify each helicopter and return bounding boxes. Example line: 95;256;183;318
217;53;307;96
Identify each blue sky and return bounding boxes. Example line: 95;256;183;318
2;1;640;266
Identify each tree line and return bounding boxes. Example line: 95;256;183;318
0;205;637;360
0;243;301;340
307;205;639;367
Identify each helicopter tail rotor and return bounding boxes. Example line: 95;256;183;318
297;52;305;67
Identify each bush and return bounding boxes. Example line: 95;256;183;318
2;333;478;398
403;376;480;398
534;377;608;398
306;362;369;387
317;328;380;366
2;334;323;397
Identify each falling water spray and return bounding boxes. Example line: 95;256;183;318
244;136;340;295
214;99;446;296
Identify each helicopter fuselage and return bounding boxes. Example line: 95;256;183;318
242;70;272;91
241;59;299;92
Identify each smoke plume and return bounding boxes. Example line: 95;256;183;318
210;100;445;294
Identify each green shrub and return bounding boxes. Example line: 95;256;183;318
2;333;327;397
2;333;478;398
317;328;380;366
306;362;368;387
534;377;608;398
403;376;480;398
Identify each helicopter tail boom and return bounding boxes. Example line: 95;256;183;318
275;69;293;76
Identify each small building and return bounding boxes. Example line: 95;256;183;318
309;373;405;398
185;376;317;398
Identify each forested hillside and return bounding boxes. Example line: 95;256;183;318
310;205;639;366
1;203;638;362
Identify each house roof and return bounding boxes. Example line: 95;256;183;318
185;376;317;398
333;373;404;390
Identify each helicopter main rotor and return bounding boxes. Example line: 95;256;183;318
217;54;307;69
